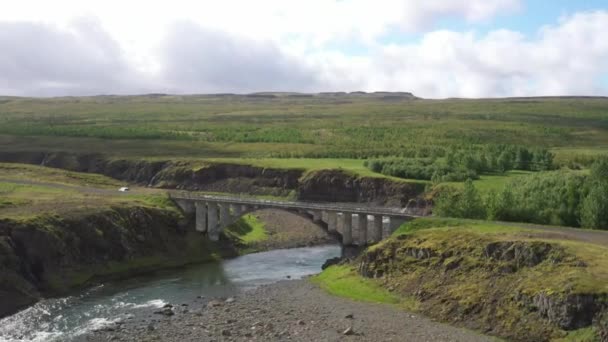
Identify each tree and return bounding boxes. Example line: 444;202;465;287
459;179;486;219
581;158;608;229
580;184;608;229
497;151;513;173
433;186;462;217
486;187;515;221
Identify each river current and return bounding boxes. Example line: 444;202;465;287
0;245;341;342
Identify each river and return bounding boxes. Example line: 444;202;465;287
0;245;341;342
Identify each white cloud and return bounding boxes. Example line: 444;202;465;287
353;10;608;97
0;1;607;98
159;22;320;93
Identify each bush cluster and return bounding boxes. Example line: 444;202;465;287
434;158;608;229
364;145;554;181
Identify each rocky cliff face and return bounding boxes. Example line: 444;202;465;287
297;169;426;206
357;233;608;341
0;207;234;318
0;152;426;205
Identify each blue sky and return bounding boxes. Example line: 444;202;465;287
377;0;608;47
0;0;607;97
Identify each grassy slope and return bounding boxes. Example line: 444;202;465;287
313;218;608;341
1;96;607;161
310;265;402;305
0;163;174;220
224;213;269;245
3;96;605;191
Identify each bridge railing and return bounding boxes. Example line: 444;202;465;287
168;191;420;218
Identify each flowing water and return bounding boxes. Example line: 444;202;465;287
0;245;341;342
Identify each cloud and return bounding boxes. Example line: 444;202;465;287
313;10;608;97
159;22;320;93
0;18;150;96
0;3;606;98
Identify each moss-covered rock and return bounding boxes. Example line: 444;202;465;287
356;228;608;341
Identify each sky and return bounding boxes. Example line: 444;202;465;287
0;0;607;98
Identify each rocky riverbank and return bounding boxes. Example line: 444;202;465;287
84;279;493;342
0;205;236;318
0;203;336;319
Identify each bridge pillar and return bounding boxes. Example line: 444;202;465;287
207;202;219;241
327;212;338;232
220;203;231;228
195;202;207;232
231;203;242;218
357;214;368;245
312;211;322;224
175;199;195;214
241;204;250;213
372;215;383;242
342;213;353;245
387;217;406;238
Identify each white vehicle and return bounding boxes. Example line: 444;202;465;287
118;187;130;192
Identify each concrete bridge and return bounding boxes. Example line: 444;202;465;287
170;192;420;246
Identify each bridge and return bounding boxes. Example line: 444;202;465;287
170;192;420;246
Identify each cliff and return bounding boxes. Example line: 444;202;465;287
0;151;425;205
0;206;236;318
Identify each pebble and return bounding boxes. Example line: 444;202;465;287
84;280;494;342
343;326;355;335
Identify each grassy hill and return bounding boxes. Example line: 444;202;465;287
0;94;607;163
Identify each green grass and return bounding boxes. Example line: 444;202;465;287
440;170;533;193
310;265;403;305
224;213;269;245
0;162;124;188
555;327;600;342
0;164;177;219
2;95;608;163
391;217;526;237
203;157;428;182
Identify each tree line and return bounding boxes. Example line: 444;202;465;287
364;145;554;182
434;158;608;230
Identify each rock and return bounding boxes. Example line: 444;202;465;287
286;275;291;279
530;292;600;329
225;297;235;303
221;329;231;336
343;327;355;335
207;300;223;308
345;313;354;319
153;308;174;316
322;257;342;270
181;303;188;306
147;324;155;331
163;303;173;309
595;312;608;341
297;320;306;325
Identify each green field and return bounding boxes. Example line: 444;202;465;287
1;95;607;161
0;163;172;220
2;94;608;229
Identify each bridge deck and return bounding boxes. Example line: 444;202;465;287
169;192;420;218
